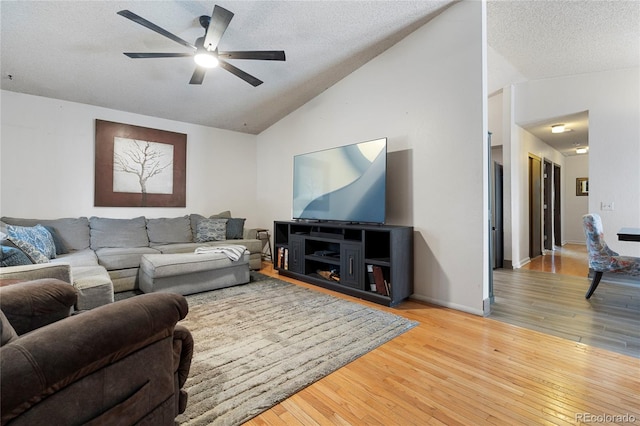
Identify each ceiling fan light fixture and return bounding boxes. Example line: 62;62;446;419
551;124;565;133
194;51;219;68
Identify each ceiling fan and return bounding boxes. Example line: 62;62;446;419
117;5;286;86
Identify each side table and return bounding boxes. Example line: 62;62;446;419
256;228;272;261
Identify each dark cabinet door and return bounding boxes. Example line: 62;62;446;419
340;243;363;289
288;235;304;273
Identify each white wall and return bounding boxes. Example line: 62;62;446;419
488;92;503;147
0;91;259;225
514;68;640;257
564;154;589;244
256;1;488;314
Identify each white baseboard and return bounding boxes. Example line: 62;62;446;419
410;294;485;316
512;257;531;268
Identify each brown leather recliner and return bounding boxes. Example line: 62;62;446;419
0;279;193;425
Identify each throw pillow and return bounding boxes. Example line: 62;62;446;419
7;224;56;259
2;217;91;252
0;241;33;267
226;218;246;239
210;210;232;219
6;237;50;264
196;218;228;242
43;226;68;255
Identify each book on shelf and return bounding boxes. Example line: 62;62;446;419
277;247;285;269
366;264;377;292
283;248;289;270
372;265;388;296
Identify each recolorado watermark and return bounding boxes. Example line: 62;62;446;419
575;413;637;423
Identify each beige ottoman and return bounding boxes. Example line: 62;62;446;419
138;250;250;295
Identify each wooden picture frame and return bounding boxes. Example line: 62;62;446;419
95;119;186;207
576;177;589;196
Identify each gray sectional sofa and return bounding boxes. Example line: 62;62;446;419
0;213;262;309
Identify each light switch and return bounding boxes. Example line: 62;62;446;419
601;202;614;211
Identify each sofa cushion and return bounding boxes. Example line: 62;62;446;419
6;237;49;264
1;310;19;346
7;224;56;259
226;218;246;239
90;217;149;249
70;266;114;310
146;216;192;244
51;249;99;268
152;239;262;255
1;240;33;267
140;251;247;279
95;247;160;270
195;218;227;242
1;217;90;252
151;243;203;254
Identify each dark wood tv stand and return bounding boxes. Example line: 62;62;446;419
273;221;413;307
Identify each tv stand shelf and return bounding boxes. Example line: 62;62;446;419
274;221;413;307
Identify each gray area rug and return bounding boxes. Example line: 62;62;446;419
175;277;418;425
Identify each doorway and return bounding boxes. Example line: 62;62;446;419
542;159;563;250
528;154;542;259
543;159;553;250
553;164;562;246
493;162;504;269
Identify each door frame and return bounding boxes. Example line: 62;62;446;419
543;159;553;250
528;154;543;259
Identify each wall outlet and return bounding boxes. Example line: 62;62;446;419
601;201;614;211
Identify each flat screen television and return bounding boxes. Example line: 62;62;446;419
292;138;387;224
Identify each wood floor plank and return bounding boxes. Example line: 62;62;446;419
242;261;640;425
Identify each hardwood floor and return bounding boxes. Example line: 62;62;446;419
520;244;589;278
492;244;640;358
244;261;640;425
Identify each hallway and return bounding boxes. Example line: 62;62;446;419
491;244;640;358
520;244;589;278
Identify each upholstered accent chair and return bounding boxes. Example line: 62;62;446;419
0;279;193;425
582;213;640;299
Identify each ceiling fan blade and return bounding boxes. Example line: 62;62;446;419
118;10;196;50
124;52;194;59
189;67;207;85
218;51;286;61
219;60;263;87
203;5;234;51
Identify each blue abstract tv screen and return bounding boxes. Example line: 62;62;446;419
292;138;387;224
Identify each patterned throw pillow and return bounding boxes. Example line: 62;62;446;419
0;241;34;267
196;218;228;242
6;237;50;264
7;224;56;259
226;218;246;239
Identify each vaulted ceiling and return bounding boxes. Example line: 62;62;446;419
2;1;638;138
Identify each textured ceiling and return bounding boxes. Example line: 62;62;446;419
1;1;638;137
522;111;590;157
0;0;452;134
489;0;638;156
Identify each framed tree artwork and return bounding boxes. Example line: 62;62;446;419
95;119;187;207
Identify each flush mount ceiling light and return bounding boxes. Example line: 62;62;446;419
576;147;588;154
551;124;565;133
